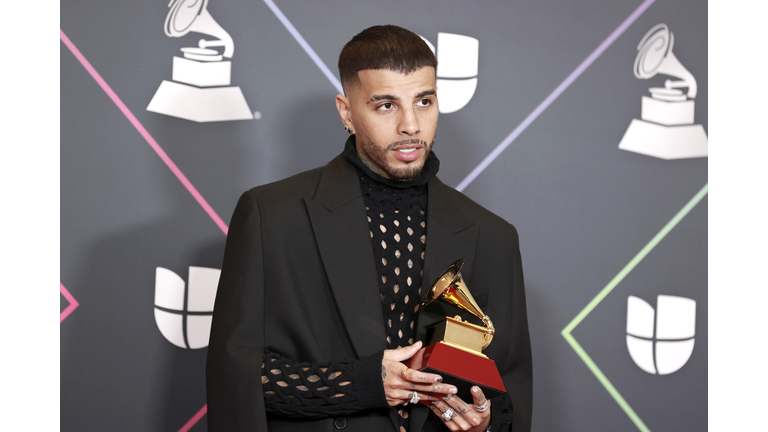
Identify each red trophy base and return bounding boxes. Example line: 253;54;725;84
406;342;506;402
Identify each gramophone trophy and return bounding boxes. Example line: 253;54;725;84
407;259;506;401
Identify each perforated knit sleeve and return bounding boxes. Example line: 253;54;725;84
261;349;388;419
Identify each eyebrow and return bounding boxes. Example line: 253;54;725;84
415;89;437;99
367;89;437;104
367;94;398;104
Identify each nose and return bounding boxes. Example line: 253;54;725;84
398;107;420;136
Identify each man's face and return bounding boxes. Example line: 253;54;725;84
338;67;438;181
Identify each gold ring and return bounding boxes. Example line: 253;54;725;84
401;367;409;380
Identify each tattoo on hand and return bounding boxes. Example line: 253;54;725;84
381;365;387;381
432;385;440;392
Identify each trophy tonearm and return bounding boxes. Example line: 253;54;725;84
421;259;495;355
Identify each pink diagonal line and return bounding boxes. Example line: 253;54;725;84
60;29;229;236
178;404;207;432
60;282;80;323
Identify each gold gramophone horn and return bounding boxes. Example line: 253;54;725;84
422;259;495;349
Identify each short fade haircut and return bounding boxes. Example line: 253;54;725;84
338;25;437;91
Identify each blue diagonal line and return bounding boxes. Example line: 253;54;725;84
263;0;344;94
455;0;656;192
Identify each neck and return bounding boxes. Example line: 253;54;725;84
355;148;392;179
343;134;440;188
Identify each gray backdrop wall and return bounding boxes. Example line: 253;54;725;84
60;0;707;430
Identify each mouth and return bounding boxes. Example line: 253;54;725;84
392;144;425;162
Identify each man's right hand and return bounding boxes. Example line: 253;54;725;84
381;341;458;406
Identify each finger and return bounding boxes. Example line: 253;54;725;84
401;390;452;402
384;361;411;384
471;386;490;415
401;366;444;385
433;399;471;430
386;391;428;407
382;365;450;405
443;392;490;429
392;390;425;405
442;393;471;412
383;341;423;362
385;389;445;407
403;381;458;395
442;394;477;424
428;403;460;431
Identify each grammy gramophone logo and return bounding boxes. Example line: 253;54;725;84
147;0;254;122
618;24;707;160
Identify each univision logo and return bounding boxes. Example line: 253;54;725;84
626;295;696;375
420;33;479;114
154;266;220;349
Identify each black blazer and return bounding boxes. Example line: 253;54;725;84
206;153;532;431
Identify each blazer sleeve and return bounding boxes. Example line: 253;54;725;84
261;348;387;419
206;190;269;432
503;225;533;431
206;191;390;429
475;222;533;432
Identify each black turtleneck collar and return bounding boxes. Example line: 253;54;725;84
342;135;440;188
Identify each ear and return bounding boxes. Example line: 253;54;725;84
335;94;353;130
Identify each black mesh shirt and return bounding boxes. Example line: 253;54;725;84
261;137;441;431
345;137;440;431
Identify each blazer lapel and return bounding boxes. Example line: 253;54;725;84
305;160;480;430
418;177;479;334
304;155;387;358
411;177;479;432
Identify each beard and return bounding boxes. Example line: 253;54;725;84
356;131;434;181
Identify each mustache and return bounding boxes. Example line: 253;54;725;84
386;138;430;150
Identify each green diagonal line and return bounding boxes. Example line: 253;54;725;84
561;183;708;432
562;332;650;432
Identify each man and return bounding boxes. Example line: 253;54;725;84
207;25;532;432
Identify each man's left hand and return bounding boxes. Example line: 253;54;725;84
428;386;491;432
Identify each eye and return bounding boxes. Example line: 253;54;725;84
377;102;394;112
417;98;431;107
